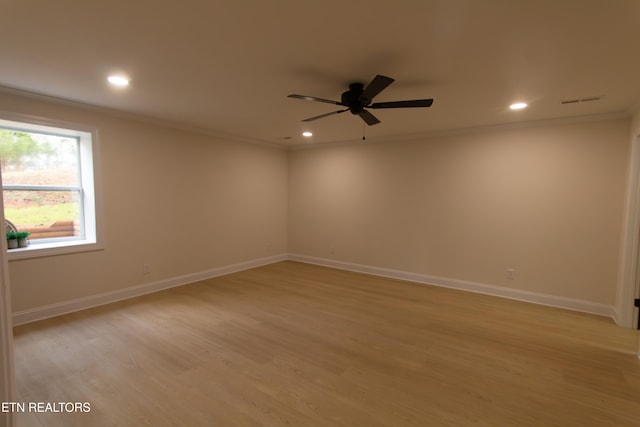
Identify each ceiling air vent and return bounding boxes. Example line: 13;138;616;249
561;96;602;105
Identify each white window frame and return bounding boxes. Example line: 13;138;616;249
0;111;103;260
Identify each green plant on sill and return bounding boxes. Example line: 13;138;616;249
16;231;30;239
6;232;17;241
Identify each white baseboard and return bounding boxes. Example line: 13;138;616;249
13;253;617;326
12;254;288;326
288;254;617;320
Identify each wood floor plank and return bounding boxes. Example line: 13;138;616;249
12;261;640;426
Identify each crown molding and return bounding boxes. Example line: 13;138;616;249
0;84;630;153
0;85;286;151
289;111;631;151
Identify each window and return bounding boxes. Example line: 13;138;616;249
0;113;102;259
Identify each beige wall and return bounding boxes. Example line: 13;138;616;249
0;92;289;312
289;118;630;305
0;89;632;315
632;109;640;140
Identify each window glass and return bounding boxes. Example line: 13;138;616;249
1;132;79;185
0;115;101;259
1;130;82;241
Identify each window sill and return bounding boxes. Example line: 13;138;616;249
7;239;104;261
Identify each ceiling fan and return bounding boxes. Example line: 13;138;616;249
288;74;433;126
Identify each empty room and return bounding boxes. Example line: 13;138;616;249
1;1;640;426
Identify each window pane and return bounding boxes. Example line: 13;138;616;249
0;131;79;186
3;190;81;240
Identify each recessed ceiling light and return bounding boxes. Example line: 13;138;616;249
302;131;313;137
108;75;129;87
510;102;528;110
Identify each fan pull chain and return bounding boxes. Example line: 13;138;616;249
362;123;366;141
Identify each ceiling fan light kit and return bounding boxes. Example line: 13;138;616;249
288;74;434;126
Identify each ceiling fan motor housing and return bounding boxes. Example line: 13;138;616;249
342;83;367;114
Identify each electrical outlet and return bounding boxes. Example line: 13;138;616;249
143;264;151;275
506;268;516;280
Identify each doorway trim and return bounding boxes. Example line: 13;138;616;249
0;177;16;426
617;132;640;329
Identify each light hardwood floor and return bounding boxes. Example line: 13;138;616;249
12;261;640;426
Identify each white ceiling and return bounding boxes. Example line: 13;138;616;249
1;0;639;146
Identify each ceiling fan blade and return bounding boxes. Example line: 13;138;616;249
359;109;380;126
288;94;342;106
301;109;349;122
371;99;434;109
360;75;395;103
